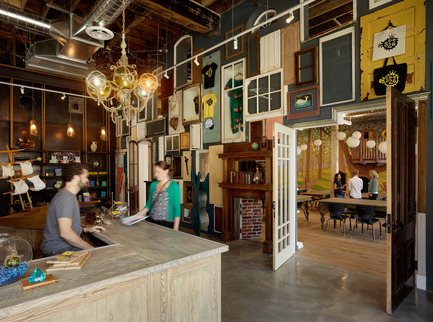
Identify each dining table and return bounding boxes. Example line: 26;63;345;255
318;197;387;230
301;190;331;208
297;195;312;221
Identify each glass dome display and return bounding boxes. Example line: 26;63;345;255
0;233;33;286
109;201;129;219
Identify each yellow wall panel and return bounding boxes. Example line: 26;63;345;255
360;0;425;100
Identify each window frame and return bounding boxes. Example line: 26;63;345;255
244;68;284;122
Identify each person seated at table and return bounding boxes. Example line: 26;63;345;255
368;170;379;200
333;173;346;198
41;163;105;257
348;169;363;199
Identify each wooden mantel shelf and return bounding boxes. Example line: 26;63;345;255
219;182;273;191
218;150;272;160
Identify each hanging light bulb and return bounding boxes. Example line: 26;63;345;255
30;120;38;136
29;88;38;136
100;126;108;141
67;123;75;138
67;112;75;138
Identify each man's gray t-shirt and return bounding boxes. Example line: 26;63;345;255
41;189;81;255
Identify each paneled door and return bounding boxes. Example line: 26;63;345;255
273;123;297;270
128;140;139;214
386;87;417;313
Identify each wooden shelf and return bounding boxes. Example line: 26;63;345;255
218;150;272;160
219;182;272;191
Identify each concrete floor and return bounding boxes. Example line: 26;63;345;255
221;240;433;322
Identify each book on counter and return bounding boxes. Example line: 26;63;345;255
121;213;150;226
46;251;91;271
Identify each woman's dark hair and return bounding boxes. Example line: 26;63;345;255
334;173;340;182
62;162;89;182
154;160;171;171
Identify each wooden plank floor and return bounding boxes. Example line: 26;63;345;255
295;207;386;280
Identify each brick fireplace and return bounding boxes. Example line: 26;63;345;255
240;199;263;239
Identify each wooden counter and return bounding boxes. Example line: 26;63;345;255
0;221;228;321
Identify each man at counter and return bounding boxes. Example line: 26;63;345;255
41;162;105;257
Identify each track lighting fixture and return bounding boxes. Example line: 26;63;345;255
20;87;24;94
286;11;294;24
233;38;238;50
194;57;199;66
61;93;66;100
164;72;169;79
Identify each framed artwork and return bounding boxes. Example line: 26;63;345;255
225;25;244;61
183;182;193;206
287;85;320;120
180;132;190;150
165;155;172;166
182;205;192;223
295;46;317;87
182;151;192;181
68;96;83;114
247;31;259;78
182;84;201;125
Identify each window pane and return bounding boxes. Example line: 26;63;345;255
270;92;281;111
248;79;257;97
248;97;257;114
300;51;313;68
258;76;268;95
270;72;281;92
223;65;234;89
259;95;268;113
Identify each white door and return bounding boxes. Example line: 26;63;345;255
273;122;297;271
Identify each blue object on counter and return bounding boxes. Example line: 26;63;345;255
29;267;46;283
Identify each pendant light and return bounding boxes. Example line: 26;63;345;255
66;111;75;138
29;87;38;136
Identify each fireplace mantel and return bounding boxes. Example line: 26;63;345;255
218;141;273;254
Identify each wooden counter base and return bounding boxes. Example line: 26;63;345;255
0;221;228;321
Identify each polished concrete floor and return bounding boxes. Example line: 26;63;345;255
220;239;433;322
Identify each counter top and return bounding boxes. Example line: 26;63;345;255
0;220;228;318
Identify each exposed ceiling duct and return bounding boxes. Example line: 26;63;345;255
0;0;134;79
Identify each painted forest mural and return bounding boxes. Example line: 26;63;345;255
297;125;387;193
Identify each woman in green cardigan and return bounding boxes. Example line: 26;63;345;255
134;161;181;230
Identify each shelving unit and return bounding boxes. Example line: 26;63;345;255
218;140;273;254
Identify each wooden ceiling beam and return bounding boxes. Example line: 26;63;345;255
207;0;244;14
136;0;220;34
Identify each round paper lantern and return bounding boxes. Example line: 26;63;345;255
352;131;362;139
347;137;360;148
378;141;387;154
336;131;346;141
300;144;308;151
313;139;322;147
366;140;376;149
297;147;301;156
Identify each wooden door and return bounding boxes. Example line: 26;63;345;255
386;87;417;314
273;123;296;270
128;140;139;214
